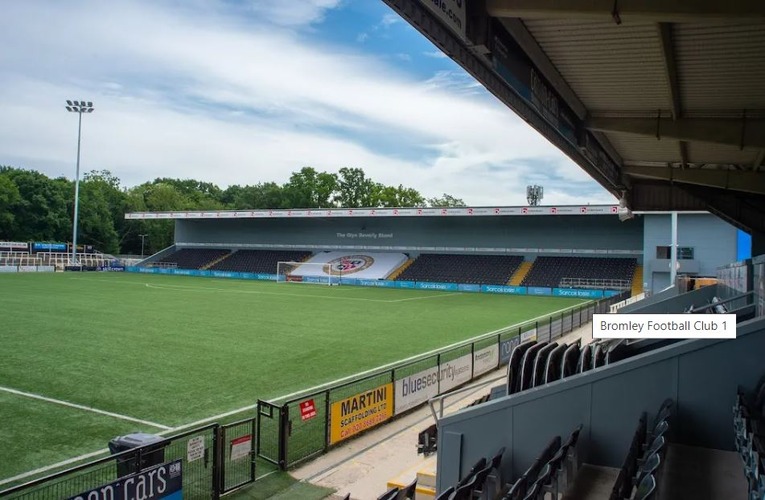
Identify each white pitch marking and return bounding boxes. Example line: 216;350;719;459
0;386;171;430
141;281;454;304
388;292;464;302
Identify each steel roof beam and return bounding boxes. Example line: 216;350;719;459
586;116;765;149
486;0;765;22
624;165;765;195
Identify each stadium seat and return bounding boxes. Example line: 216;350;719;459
631;473;656;500
507;341;537;395
532;343;558;388
154;248;230;269
519;343;547;391
521;256;637;289
396;253;524;285
209;249;312;273
544;343;567;384
561;343;581;378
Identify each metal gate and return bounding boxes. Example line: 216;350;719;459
220;418;256;494
257;400;287;469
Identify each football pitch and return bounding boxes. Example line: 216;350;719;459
0;272;586;483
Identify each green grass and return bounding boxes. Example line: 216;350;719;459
0;272;585;483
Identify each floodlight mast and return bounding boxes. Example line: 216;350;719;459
65;100;94;266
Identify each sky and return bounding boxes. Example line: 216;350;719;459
0;0;616;206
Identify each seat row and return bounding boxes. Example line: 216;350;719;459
498;425;582;500
506;339;629;396
435;447;506;500
734;379;765;499
521;256;637;288
610;399;673;500
396;254;523;285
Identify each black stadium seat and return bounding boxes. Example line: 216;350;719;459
521;256;637;289
155;248;230;269
396;253;524;285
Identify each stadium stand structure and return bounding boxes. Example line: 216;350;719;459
155;248;231;270
522;256;637;289
395;254;524;285
209;249;312;273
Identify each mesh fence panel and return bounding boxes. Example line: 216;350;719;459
3;426;217;500
257;402;281;466
284;391;328;467
221;418;256;493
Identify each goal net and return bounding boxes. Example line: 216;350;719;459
276;261;342;285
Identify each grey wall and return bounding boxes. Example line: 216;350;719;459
434;316;765;493
174;215;643;256
643;214;737;294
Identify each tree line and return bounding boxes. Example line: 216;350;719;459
0;166;465;255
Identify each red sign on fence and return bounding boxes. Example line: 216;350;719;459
300;399;317;421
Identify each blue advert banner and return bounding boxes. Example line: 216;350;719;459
457;284;481;293
481;285;526;295
527;287;552;296
415;282;460;291
68;459;182;500
553;288;604;299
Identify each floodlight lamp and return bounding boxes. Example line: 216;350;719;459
66;100;73;106
86;101;93;107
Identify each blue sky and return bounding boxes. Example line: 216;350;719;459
0;0;615;206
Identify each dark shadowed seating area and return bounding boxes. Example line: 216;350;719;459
522;256;637;289
155;248;230;270
208;249;312;273
396;254;523;285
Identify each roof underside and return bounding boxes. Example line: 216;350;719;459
382;0;765;235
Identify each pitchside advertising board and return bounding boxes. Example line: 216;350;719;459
330;383;393;445
67;459;182;500
394;353;473;414
0;241;28;251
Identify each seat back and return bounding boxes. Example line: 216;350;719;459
635;452;661;486
395;478;417;500
632;473;656;500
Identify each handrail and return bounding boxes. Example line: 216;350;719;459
428;374;506;424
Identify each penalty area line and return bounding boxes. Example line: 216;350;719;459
0;386;171;430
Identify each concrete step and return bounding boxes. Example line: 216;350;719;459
386;455;437;500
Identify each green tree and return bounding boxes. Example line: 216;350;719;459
282;167;338;208
374;184;425;207
1;168;72;242
0;174;21;239
427;193;467;207
336;167;377;208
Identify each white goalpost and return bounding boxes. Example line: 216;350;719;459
276;261;342;285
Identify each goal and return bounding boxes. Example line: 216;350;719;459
276;261;342;285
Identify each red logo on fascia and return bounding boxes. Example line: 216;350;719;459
370;210;376;216
288;210;292;216
521;207;528;214
417;209;422;215
550;207;557;214
580;207;588;213
441;208;447;215
468;208;473;215
348;210;353;215
268;210;273;216
300;399;317;421
494;208;501;214
327;210;332;216
393;209;399;215
611;206;619;213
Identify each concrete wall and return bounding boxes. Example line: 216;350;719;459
434;316;765;493
174;215;643;258
643;214;737;294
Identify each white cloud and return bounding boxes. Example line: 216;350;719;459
0;0;611;206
